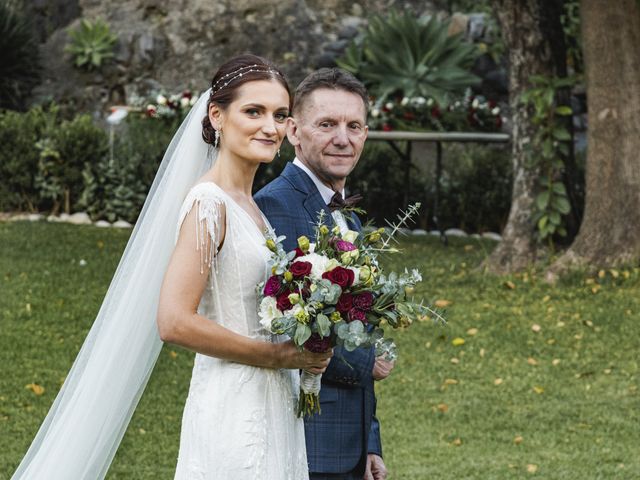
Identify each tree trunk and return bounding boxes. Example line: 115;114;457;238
547;0;640;278
484;0;562;273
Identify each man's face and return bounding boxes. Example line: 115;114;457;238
288;88;368;189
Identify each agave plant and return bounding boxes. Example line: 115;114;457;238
0;0;41;110
337;10;480;105
65;18;118;71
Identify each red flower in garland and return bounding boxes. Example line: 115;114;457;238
322;267;355;289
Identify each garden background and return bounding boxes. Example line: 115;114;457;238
1;0;639;478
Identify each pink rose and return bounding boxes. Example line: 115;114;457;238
335;240;356;252
336;293;354;314
304;333;332;353
348;307;367;323
353;292;374;311
263;275;282;297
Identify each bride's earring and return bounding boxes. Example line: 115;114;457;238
214;129;220;149
277;147;281;158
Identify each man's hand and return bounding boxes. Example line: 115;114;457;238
372;357;394;381
364;453;388;480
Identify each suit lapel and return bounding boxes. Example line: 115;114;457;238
281;163;332;227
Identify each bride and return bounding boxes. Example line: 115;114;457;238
12;54;330;479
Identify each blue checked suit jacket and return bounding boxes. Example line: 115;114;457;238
255;162;382;474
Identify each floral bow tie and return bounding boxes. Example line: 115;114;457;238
328;191;363;212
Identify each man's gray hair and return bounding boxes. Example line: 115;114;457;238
292;68;369;115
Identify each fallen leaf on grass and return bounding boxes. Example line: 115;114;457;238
514;435;523;445
527;464;538;473
437;403;449;413
464;244;474;251
435;299;452;308
452;337;465;346
598;270;606;279
466;327;478;336
527;357;538;366
450;357;459;364
169;350;178;359
542;295;551;302
504;281;516;290
25;383;45;396
531;324;541;333
443;378;459;386
480;348;486;358
494;378;503;386
532;386;544;394
552;359;561;366
451;438;462;446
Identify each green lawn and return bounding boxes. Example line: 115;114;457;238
1;221;639;479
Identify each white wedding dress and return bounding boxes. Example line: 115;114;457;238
173;182;308;480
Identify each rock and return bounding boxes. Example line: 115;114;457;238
445;228;468;237
8;213;30;222
429;230;441;236
481;232;502;242
47;215;62;222
68;212;92;225
338;25;359;40
113;219;133;228
95;220;112;228
447;13;468;37
412;229;428;236
28;214;44;222
470;233;481;239
59;213;71;222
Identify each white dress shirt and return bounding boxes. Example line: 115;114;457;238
292;158;350;233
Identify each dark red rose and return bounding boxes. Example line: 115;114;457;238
495;116;503;128
353;292;374;311
382;123;392;132
276;292;293;312
290;261;312;279
430;106;441;119
336;293;354;313
263;275;282;296
322;267;355;288
293;247;305;258
304;333;332;353
488;99;497;109
182;90;193;99
348;307;367;323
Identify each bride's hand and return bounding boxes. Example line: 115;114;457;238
276;340;332;374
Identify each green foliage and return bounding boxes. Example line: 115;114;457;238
0;0;41;110
37;113;109;214
65;18;117;71
337;9;480;105
2;224;639;477
561;0;583;74
0;107;52;211
520;75;575;243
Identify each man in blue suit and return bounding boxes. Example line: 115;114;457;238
255;68;393;480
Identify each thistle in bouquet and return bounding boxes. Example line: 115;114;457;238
257;205;444;417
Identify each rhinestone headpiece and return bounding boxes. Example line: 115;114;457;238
211;64;281;94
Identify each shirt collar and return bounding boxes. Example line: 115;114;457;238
292;158;345;205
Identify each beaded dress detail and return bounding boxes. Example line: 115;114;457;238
173;182;307;480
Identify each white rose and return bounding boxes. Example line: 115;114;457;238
472;98;480;109
348;266;361;285
180;97;190;108
371;108;380;118
258;296;282;331
342;230;359;243
156;94;167;105
385;102;394;110
400;97;409;106
491;106;501;115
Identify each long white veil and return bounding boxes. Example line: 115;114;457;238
12;90;214;479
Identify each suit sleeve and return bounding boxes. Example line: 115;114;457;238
367;413;383;457
322;345;375;387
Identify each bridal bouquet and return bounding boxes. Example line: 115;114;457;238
257;204;443;417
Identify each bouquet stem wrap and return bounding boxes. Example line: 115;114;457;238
297;370;322;417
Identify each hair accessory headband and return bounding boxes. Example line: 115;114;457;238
211;64;282;94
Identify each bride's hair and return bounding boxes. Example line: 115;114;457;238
202;54;291;144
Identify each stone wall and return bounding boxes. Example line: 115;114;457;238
31;0;435;115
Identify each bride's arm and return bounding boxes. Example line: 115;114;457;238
157;201;331;373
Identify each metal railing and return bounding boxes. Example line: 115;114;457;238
366;131;510;244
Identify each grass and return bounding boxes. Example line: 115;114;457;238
1;221;639;479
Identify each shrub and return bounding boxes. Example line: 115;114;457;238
337;9;479;106
65;18;117;71
0;0;41;110
0;107;52;211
